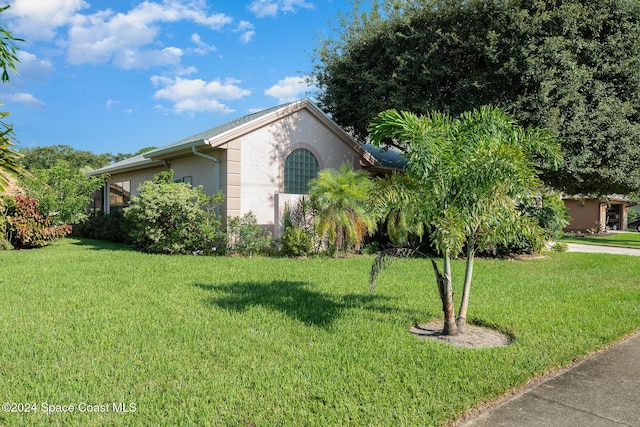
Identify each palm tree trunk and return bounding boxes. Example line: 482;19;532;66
431;254;458;336
456;235;475;334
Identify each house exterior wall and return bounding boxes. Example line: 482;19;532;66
97;103;372;238
103;166;167;213
170;155;219;195
223;140;242;219
563;199;630;232
237;108;365;235
563;199;604;232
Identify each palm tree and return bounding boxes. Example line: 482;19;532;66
0;6;23;193
0;110;20;193
368;106;561;335
309;163;377;254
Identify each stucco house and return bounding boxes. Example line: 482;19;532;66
89;99;402;237
562;195;634;232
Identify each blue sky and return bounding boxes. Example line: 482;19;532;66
0;0;357;155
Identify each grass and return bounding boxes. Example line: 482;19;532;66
0;238;639;426
561;230;640;249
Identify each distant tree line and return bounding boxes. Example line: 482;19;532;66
17;144;156;172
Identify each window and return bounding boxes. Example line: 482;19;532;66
109;180;131;213
284;148;319;194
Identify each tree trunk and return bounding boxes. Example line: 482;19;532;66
431;254;458;336
456;235;475;334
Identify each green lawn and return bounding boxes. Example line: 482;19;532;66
561;230;640;249
1;238;639;426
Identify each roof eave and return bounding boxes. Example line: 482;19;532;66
87;159;164;177
144;140;207;160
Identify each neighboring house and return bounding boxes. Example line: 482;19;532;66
89;99;402;237
563;195;634;232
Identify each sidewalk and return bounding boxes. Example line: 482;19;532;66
461;331;640;426
462;241;640;426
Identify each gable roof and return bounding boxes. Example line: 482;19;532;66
89;99;390;176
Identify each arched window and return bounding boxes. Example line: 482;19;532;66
284;148;319;194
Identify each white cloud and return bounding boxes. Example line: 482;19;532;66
265;76;312;103
61;1;232;68
151;75;251;114
16;51;54;80
114;47;183;70
189;33;217;55
6;0;89;40
105;99;118;109
5;92;45;108
236;21;255;44
248;0;314;18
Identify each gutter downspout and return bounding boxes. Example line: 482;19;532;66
192;146;221;215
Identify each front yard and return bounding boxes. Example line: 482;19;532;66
1;238;639;426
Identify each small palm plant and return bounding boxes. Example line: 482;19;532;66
308;163;377;255
368;106;562;335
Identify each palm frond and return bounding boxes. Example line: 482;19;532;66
369;245;427;292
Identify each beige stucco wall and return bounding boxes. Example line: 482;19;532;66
104;155;223;214
170;155;219;195
237;108;364;235
104;166;167;213
563;199;604;232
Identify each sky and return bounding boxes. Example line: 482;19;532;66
0;0;357;155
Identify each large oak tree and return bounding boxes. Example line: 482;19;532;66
312;0;640;195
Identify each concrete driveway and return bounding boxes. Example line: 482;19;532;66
566;243;640;256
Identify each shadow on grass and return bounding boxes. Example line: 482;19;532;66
68;237;133;251
195;281;401;328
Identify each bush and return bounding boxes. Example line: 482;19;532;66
279;198;319;257
226;211;272;257
550;242;568;252
478;191;569;257
0;197;9;250
72;211;129;243
521;191;570;240
18;160;104;225
280;226;313;257
124;171;224;254
3;195;71;249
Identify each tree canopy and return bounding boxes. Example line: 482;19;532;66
312;0;640;195
17;144;156;172
18;145;113;172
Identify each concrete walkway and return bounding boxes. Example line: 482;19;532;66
566;243;640;256
462;331;640;426
462;243;640;426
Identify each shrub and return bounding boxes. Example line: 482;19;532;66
72;211;129;243
124;171;224;254
280;200;316;257
0;197;11;250
226;211;272;257
18;160;104;225
521;192;571;240
4;194;71;249
478;191;569;257
550;242;568;252
280;226;313;257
